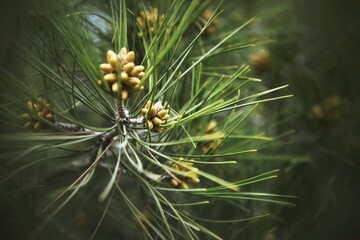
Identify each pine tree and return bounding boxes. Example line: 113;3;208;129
0;0;295;239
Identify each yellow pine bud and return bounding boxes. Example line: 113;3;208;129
149;107;157;117
120;72;128;81
131;65;145;76
107;51;120;71
120;89;128;100
125;51;135;63
21;113;33;121
152;117;164;126
24;121;34;128
112;82;119;93
34;122;42;130
100;63;113;73
187;169;200;184
188;176;200;184
162;114;170;120
123;62;135;73
104;73;117;83
170;179;179;187
180;182;189;189
106;50;117;63
27;101;34;110
141;108;148;115
146;119;153;130
157;109;168;118
127;77;140;86
145;100;151;109
45;113;54;122
138;72;145;79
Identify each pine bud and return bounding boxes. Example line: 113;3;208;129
131;65;145;76
180;182;189;189
107;50;120;71
112;82;119;93
149;107;157;117
146;119;153;130
27;101;34;110
125;51;135;63
120;89;128;100
100;63;113;73
24;122;34;128
120;72;128;81
127;77;140;86
106;50;117;63
104;73;117;83
34;122;42;130
170;179;179;187
141;108;148;115
152;117;164;126
37;111;45;118
123;62;135;73
157;109;168;118
137;72;145;79
45;113;54;122
21;113;33;121
162;114;170;120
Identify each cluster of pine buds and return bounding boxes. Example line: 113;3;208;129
99;48;145;100
141;100;170;130
21;98;54;131
137;7;164;36
170;159;200;189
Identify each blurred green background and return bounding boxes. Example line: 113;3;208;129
0;0;359;239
